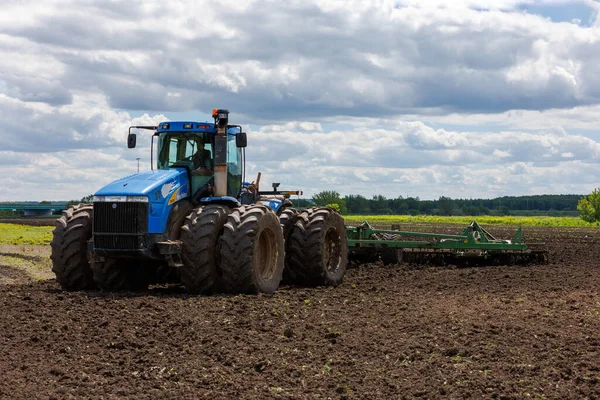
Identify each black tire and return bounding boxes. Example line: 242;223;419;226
287;207;348;286
220;205;285;294
179;205;231;294
50;204;96;291
279;208;299;284
92;257;149;291
381;248;403;266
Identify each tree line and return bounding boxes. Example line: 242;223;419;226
1;192;592;219
308;191;583;216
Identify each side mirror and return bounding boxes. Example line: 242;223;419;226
127;133;137;148
236;132;247;148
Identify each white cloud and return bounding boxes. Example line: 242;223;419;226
0;0;599;200
244;121;600;198
493;149;512;158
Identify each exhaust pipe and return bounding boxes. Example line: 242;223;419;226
213;109;229;197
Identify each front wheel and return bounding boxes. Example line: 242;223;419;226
220;205;285;294
50;204;96;291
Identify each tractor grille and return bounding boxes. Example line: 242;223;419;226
94;235;146;250
93;202;148;250
93;202;147;234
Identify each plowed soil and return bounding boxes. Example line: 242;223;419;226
1;224;599;399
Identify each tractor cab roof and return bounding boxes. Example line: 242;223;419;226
155;121;241;135
156;121;216;134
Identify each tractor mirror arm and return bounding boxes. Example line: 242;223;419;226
128;126;158;135
127;126;158;149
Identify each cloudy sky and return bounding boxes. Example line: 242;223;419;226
1;0;600;201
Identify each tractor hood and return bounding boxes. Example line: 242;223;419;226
94;168;190;234
94;169;189;203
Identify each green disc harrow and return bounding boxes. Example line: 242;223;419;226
346;220;548;266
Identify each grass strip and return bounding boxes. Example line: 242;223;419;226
0;223;54;245
343;215;597;227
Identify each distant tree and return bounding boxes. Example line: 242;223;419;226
326;203;341;213
313;191;347;214
344;194;370;214
313;190;340;206
437;196;455;216
396;203;409;215
66;194;94;207
577;189;600;223
405;197;419;211
370;195;391;214
419;200;434;215
462;205;481;216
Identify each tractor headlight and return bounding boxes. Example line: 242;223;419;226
93;196;105;202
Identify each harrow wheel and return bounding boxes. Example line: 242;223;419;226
50;203;96;291
220;205;285;294
381;248;403;266
288;207;348;286
180;205;231;294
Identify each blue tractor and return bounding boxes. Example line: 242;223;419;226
50;109;348;294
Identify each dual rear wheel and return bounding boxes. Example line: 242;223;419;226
179;205;348;294
286;207;348;286
180;204;286;294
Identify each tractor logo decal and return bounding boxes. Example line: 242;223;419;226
161;181;176;198
168;184;188;205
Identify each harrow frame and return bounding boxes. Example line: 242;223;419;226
346;220;547;265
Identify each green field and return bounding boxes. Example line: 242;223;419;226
0;223;54;245
343;215;597;227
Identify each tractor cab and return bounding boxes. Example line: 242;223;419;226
154;122;244;198
127;110;247;203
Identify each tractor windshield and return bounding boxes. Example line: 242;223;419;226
156;130;242;199
157;132;212;172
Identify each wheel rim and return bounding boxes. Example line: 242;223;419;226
257;228;277;281
324;228;342;273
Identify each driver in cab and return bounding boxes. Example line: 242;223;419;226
192;146;212;174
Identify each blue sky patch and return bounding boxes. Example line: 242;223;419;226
519;2;596;25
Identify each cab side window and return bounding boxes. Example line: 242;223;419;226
168;139;179;165
226;134;242;197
